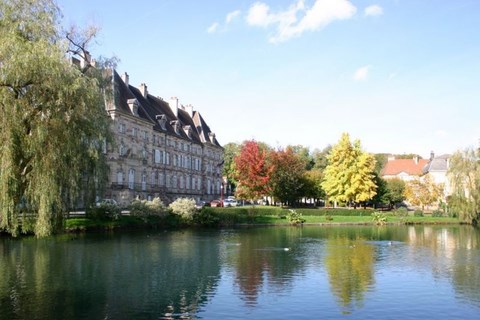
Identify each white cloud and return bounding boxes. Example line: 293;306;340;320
435;129;448;138
246;0;356;43
353;65;370;81
364;5;383;17
226;10;241;24
207;22;219;33
208;10;241;34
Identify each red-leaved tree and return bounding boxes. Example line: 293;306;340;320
233;140;273;201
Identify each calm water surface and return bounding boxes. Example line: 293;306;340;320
1;225;479;319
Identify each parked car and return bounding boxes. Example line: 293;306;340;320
223;198;238;207
210;199;223;207
96;199;118;207
195;201;210;209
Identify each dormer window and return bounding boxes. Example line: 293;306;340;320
208;132;216;143
183;125;192;139
127;98;139;116
156;114;167;130
170;120;180;135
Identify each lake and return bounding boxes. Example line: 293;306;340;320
1;225;479;319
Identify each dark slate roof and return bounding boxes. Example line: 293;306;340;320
422;155;451;173
112;70;221;148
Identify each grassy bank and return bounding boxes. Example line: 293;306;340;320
64;206;461;233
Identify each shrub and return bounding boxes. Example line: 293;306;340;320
193;209;220;227
431;209;444;217
169;198;197;221
371;212;387;225
414;210;424;217
129;197;168;221
325;215;333;221
287;209;305;225
86;203;121;220
393;207;409;218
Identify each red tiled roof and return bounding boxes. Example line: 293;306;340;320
381;159;429;176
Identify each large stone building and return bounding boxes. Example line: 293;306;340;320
103;70;224;206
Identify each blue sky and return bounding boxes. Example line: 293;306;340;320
58;0;480;158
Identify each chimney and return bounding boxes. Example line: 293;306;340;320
430;151;435;161
139;83;148;98
169;97;179;117
413;156;418;164
387;154;395;161
185;104;194;118
121;72;129;86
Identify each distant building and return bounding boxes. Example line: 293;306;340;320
422;152;451;199
102;71;223;206
381;155;429;181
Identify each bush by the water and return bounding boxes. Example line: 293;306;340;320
169;198;197;221
414;210;424;217
393;207;409;218
129;197;168;221
372;212;387;225
86;203;121;220
287;209;305;224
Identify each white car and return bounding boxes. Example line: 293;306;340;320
96;199;118;207
223;199;238;207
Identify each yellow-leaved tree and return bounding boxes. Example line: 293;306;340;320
321;133;377;208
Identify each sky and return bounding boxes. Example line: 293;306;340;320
57;0;480;158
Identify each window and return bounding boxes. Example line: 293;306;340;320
132;127;138;137
143;130;148;140
119;143;125;156
118;123;126;133
117;171;124;185
128;169;135;189
141;172;147;191
154;150;161;164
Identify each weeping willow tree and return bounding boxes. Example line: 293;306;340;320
0;0;112;237
448;146;480;224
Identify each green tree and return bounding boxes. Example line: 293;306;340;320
289;145;314;170
0;0;111;237
302;169;326;205
321;133;377;207
448;147;480;224
312;145;332;170
222;142;241;196
385;178;406;206
269;147;307;206
404;175;443;211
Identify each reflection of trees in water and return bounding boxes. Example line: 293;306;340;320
0;231;222;319
324;235;375;313
227;227;306;306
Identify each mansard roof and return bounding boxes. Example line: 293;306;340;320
112;70;221;148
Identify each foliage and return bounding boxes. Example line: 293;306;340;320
192;209;221;227
129;197;168;220
393;207;409;218
269;147;307;206
222;142;241;194
321;133;377;206
286;209;305;225
413;210;424;217
233;140;273;201
312;145;332;170
289;145;314;170
302;169;326;202
404;175;443;210
86;203;121;221
385;179;406;205
0;0;111;237
431;209;444;217
371;212;387;225
169;198;197;221
373;153;388;174
448;147;480;224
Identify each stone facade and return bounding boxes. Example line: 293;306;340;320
103;70;223;207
